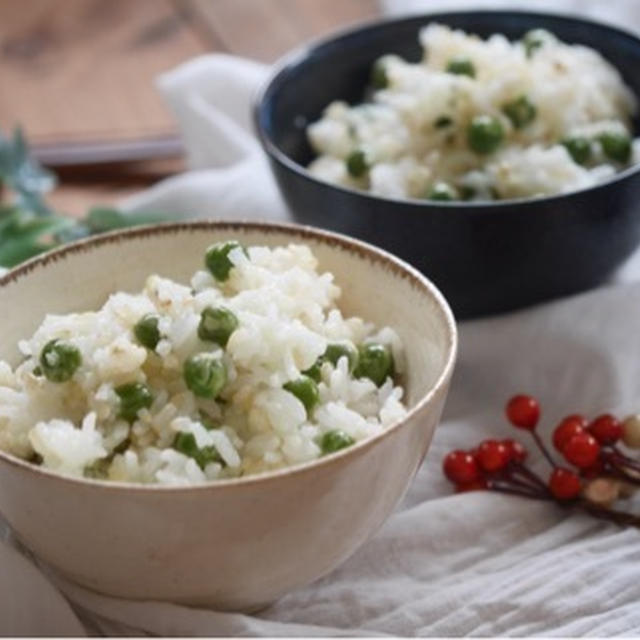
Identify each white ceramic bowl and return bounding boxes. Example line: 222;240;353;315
0;221;457;610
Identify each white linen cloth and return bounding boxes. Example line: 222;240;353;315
5;3;640;633
380;0;640;30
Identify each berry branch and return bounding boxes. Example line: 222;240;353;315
442;395;640;528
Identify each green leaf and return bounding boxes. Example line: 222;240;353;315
0;126;182;270
0;204;17;221
12;131;56;216
15;188;54;216
85;207;178;233
0;237;52;266
0;209;72;267
0;208;29;241
55;222;91;244
0;210;69;241
11;128;27;162
12;128;56;190
0;127;56;216
0;130;12;178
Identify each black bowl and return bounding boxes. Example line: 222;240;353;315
254;10;640;319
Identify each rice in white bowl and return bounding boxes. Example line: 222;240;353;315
0;242;407;485
307;24;640;201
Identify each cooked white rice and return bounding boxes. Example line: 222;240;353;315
0;243;407;485
307;24;639;201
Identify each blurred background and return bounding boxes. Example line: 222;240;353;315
0;0;379;216
1;0;638;217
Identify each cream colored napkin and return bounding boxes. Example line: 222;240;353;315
121;54;288;224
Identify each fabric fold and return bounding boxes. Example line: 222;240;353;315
121;54;286;222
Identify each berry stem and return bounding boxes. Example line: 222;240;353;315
497;471;545;494
510;461;549;492
487;480;549;501
531;430;557;468
577;502;640;528
611;446;640;472
606;459;640;486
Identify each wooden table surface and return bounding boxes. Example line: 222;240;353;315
0;0;380;215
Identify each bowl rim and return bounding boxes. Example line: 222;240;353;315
253;8;640;211
0;220;458;493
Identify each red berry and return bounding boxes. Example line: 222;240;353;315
552;414;588;452
502;439;528;463
477;440;510;472
549;467;582;500
443;450;480;484
506;395;540;430
455;478;488;493
588;414;623;445
563;432;600;468
580;458;605;479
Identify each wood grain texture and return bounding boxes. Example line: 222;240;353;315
0;0;379;149
0;0;204;144
0;0;380;211
187;0;380;62
49;156;186;217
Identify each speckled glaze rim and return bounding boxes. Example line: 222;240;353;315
254;8;640;211
0;220;458;493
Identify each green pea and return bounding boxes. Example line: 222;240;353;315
173;432;224;469
205;240;244;281
346;149;370;178
460;185;476;200
134;314;161;350
446;56;476;78
173;431;198;458
354;343;394;387
434;115;453;129
370;58;389;89
198;306;238;347
283;375;320;414
324;342;358;372
599;132;632;163
523;29;546;57
502;95;536;129
197;445;224;468
39;339;82;383
115;382;154;423
84;458;110;479
303;342;359;381
428;182;456;201
562;137;592;165
302;360;322;383
184;353;227;399
467;115;504;154
199;411;217;430
112;437;131;455
321;429;355;455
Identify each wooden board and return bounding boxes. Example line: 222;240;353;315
188;0;380;63
0;0;205;145
0;0;380;213
0;0;379;152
